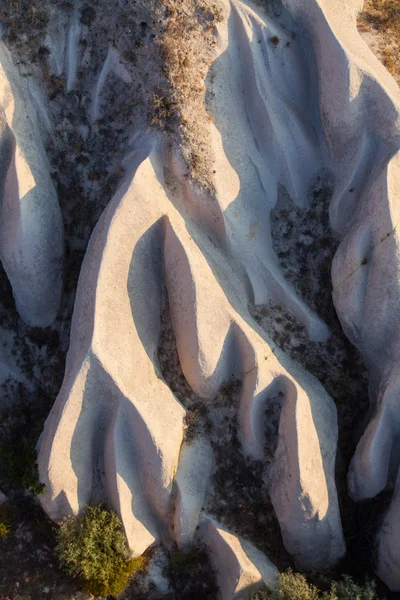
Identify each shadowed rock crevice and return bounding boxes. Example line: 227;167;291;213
158;295;292;572
261;171;384;577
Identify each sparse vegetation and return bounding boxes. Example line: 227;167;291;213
0;496;84;598
0;0;49;44
268;175;369;468
169;548;203;571
151;0;223;188
55;506;145;596
359;0;400;32
0;442;45;497
358;0;400;82
166;547;219;599
183;403;209;443
250;571;377;600
0;520;9;538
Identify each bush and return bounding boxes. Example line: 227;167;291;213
0;519;9;538
167;547;219;599
331;575;376;600
170;548;203;571
273;571;319;600
0;442;45;496
55;505;146;596
250;571;377;600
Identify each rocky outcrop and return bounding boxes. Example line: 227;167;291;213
0;43;63;327
38;146;345;571
31;0;400;593
197;517;278;599
267;367;344;571
173;436;214;549
282;0;400;590
38;154;186;555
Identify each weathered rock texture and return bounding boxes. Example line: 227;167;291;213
38;146;345;573
2;0;394;594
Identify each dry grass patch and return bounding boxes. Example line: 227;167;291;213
151;0;224;190
358;0;400;83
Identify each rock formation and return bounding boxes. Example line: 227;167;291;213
283;0;400;590
38;146;345;572
197;517;278;599
0;43;63;327
0;0;399;595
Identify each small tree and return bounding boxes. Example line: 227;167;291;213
55;505;146;596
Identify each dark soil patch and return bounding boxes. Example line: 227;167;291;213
265;174;398;596
0;499;86;600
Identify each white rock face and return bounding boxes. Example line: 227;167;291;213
267;365;344;571
0;43;63;327
33;0;400;590
39;145;344;569
197;517;278;599
38;154;186;554
173;436;214;549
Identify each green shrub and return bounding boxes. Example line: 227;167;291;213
250;571;377;600
275;571;319;600
0;519;9;537
170;548;202;571
331;575;376;600
167;546;219;598
0;442;45;496
55;506;146;596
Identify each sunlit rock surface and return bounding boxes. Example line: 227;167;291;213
1;0;394;593
0;43;63;327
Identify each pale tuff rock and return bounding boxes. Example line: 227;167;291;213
173;436;214;549
0;43;63;327
24;0;400;593
39;147;344;571
197;517;278;599
162;163;344;568
267;363;344;571
38;155;186;555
